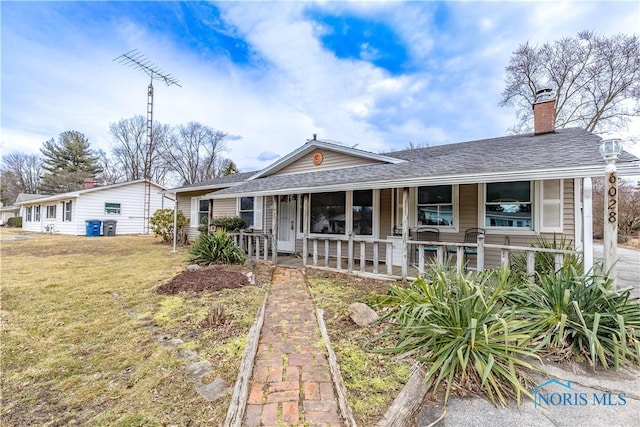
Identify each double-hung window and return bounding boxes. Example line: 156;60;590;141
34;205;41;221
485;181;531;229
239;197;254;227
417;185;453;227
64;201;72;222
46;205;56;219
25;207;32;222
238;196;262;229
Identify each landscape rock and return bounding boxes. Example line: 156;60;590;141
178;349;198;360
195;377;227;402
186;360;213;381
348;302;379;326
186;264;201;271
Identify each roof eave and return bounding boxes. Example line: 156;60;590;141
208;162;640;199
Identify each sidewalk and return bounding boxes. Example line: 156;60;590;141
243;267;343;427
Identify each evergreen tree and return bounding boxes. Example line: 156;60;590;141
38;131;102;194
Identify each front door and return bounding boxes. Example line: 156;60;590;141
277;196;296;253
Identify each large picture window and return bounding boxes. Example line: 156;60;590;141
485;181;531;228
311;192;345;234
239;197;254;227
352;190;373;235
417;185;453;226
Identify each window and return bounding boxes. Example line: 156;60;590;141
352;190;373;235
105;202;121;214
46;205;56;219
417;185;453;226
25;206;32;222
34;205;41;221
236;196;262;229
311;192;345;234
64;201;72;222
485;182;531;228
239;197;254;227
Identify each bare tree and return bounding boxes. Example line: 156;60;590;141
592;178;640;240
159;122;228;185
501;31;640;133
110;116;171;184
0;152;42;203
96;150;124;185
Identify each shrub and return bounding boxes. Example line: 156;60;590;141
189;229;245;265
7;217;22;227
506;266;640;370
210;216;246;232
369;265;538;406
150;209;189;244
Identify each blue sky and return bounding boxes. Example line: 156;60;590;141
1;1;639;173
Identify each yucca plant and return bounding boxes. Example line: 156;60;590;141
510;234;584;279
507;266;640;369
188;229;246;265
369;266;539;406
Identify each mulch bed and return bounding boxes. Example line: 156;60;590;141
156;267;250;294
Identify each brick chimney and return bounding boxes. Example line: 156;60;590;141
83;178;95;189
533;88;556;135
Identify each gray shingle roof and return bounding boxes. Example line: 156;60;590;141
208;128;639;197
169;171;258;191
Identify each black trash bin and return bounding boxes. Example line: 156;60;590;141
103;220;117;236
85;220;102;237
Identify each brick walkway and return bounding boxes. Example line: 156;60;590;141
243;267;343;427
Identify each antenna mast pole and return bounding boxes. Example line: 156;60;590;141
113;50;181;234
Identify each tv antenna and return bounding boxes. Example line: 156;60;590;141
113;49;181;234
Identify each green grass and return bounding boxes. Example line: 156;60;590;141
1;231;263;425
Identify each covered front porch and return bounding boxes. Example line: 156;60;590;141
226;180;592;280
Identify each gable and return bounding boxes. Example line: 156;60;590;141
271;148;383;176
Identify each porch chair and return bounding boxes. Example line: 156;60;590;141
448;228;485;268
413;227;440;262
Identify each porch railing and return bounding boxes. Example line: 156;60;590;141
228;230;580;281
303;234;580;281
231;230;272;262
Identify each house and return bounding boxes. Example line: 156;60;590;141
16;180;167;235
170;95;640;278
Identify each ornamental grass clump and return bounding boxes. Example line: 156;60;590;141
369;266;539;407
506;266;640;370
188;229;245;265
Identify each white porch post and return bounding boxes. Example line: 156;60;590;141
271;196;278;264
402;187;409;280
599;138;623;288
303;194;309;266
582;177;593;273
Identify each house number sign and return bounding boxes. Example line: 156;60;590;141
606;171;618;224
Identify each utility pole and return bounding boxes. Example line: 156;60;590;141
113;49;181;233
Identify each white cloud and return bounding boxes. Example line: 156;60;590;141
1;0;639;177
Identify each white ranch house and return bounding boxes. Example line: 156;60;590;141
171;97;640;280
16;180;167;236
